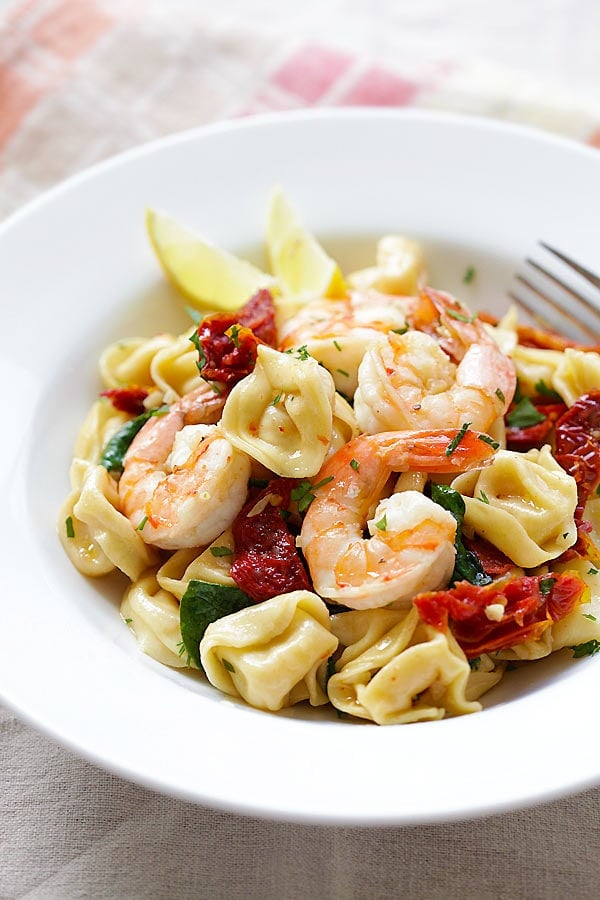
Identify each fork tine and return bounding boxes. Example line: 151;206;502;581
509;243;600;344
523;258;600;324
540;242;600;291
509;282;599;343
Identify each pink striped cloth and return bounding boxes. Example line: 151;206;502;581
1;0;599;220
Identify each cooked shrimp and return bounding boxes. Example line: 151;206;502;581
354;288;517;434
119;383;250;550
278;289;415;394
300;428;496;610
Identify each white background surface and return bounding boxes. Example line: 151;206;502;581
2;2;600;898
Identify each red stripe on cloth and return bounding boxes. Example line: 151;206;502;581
336;64;419;106
271;44;354;103
31;0;113;61
0;64;44;146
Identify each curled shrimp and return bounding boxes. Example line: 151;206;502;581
354;288;516;434
119;383;250;550
278;289;414;394
300;428;496;610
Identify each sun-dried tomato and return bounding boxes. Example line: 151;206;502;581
555;391;600;521
462;535;515;577
194;289;277;385
230;478;313;602
196;317;259;383
477;312;600;353
511;324;586;351
235;288;277;346
100;386;148;416
505;401;567;451
414;571;587;658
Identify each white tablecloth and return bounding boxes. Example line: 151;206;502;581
1;1;600;896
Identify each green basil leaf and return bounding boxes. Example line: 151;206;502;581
99;405;168;473
179;580;254;669
506;397;546;429
430;483;492;586
534;379;562;403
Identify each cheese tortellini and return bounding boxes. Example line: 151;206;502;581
72;399;129;465
452;446;578;567
221;344;339;477
59;461;158;579
328;607;480;724
347;235;426;296
149;329;203;403
156;530;236;599
200;591;338;711
121;570;188;668
552;348;600;407
99;334;173;391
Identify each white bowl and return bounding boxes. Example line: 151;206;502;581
1;109;599;824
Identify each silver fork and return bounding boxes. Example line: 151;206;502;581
508;242;600;344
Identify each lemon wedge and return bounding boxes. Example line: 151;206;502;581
146;208;276;312
265;187;346;300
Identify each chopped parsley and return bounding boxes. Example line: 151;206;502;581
271;392;282;406
506;397;546;429
136;515;148;532
124;617;133;624
477;434;500;450
210;546;234;558
189;329;207;372
291;475;334;514
221;658;236;673
463;266;476;284
583;613;597;622
65;516;75;539
392;325;409;335
336;368;350;378
333;340;342;351
350;458;360;471
176;640;192;667
539;577;556;596
588;568;599;576
570;639;600;658
445;422;471;457
226;324;241;347
447;308;476;324
468;656;481;670
495;388;505;404
374;514;387;532
285;345;311;360
479;490;490;504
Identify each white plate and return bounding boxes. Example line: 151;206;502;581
1;109;599;825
